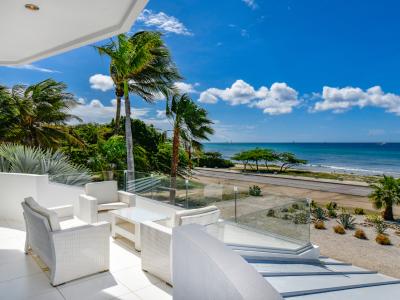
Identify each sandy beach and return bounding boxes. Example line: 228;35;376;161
193;171;400;278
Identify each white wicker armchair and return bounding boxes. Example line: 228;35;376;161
140;206;221;285
22;197;110;286
77;181;135;224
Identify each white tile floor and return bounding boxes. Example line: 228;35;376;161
0;219;172;300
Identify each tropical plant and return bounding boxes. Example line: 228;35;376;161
249;185;262;196
369;175;400;221
337;209;356;229
166;93;214;200
326;202;338;210
312;207;326;220
0;144;90;185
327;208;337;218
0;79;82;148
96;32;181;177
372;217;388;234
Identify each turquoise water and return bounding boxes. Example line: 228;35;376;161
203;143;400;177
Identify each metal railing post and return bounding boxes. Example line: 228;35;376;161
185;179;189;209
234;186;238;222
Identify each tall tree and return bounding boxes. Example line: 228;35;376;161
369;175;400;221
167;93;214;202
96;32;181;178
0;79;81;148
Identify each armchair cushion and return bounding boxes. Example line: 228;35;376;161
85;181;118;204
98;202;128;211
24;197;60;231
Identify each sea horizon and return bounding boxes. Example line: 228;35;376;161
203;142;400;177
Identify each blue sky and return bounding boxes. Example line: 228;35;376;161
1;0;400;142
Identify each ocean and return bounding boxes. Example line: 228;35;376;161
203;143;400;177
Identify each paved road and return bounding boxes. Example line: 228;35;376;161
194;169;372;196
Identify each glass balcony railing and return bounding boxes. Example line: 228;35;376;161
49;169;311;250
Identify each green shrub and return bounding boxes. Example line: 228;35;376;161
337;210;356;229
326;202;338;210
327;208;337;218
293;211;310;224
198;152;234;168
288;207;296;213
333;225;346;234
354;208;365;215
375;234;391;245
354;229;367;239
312;207;326;220
314;220;326;229
267;209;275;217
373;218;388;234
365;214;380;223
249;185;262;196
292;203;299;210
281;208;289;213
310;200;317;209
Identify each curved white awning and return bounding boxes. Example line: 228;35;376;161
0;0;148;65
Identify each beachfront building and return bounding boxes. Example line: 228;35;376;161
0;1;400;299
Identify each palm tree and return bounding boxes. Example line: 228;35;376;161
167;93;214;202
369;175;400;221
96;32;181;178
0;79;82;148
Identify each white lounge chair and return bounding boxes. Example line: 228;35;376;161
77;181;135;224
140;205;221;285
22;197;110;286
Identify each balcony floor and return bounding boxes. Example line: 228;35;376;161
0;219;172;300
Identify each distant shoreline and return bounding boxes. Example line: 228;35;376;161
203;142;400;178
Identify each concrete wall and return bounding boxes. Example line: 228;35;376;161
0;173;83;222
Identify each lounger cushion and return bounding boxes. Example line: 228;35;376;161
97;202;129;211
24;197;60;231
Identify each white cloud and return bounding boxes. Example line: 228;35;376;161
70;99;149;124
251;83;300;115
174;82;199;94
156;110;166;118
242;0;257;9
198;92;219;104
312;86;400;115
137;9;192;36
6;64;59;73
89;74;114;92
198;80;300;115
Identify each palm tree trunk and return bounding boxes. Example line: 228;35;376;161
123;81;135;182
114;95;121;133
383;205;394;221
170;123;180;204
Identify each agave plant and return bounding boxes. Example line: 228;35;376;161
0;143;91;186
337;209;356;229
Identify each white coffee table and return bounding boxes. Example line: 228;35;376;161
110;207;167;251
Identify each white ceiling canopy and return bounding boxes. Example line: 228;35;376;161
0;0;148;65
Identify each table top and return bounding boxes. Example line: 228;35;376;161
110;207;167;223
